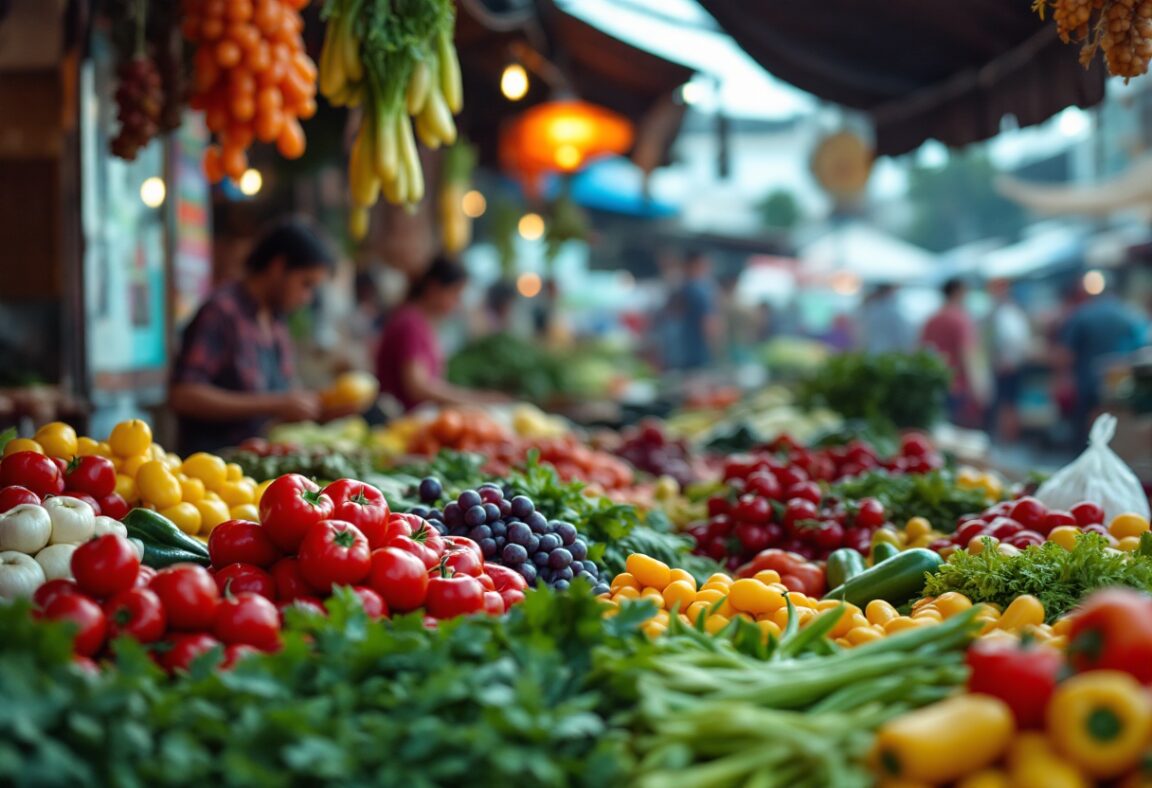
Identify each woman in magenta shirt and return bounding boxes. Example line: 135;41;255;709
375;256;504;410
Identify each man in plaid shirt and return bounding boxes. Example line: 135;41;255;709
169;219;335;454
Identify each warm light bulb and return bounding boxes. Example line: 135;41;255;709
517;272;542;298
462;190;487;218
238;168;263;196
140;177;166;208
518;212;545;240
501;63;529;101
1083;269;1106;295
554;143;582;171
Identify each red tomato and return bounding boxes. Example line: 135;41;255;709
854;498;886;529
1070;501;1106;527
483;590;505;615
367;546;429;613
1009;497;1048;531
97;493;129;521
214;562;276;599
953;520;989;545
900;432;933;457
0;452;64;498
160;632;222;673
1068;588;1152;683
736;548;825;596
442;535;484;577
988;517;1024;540
1008;530;1045;549
33;578;79;609
380;513;444;569
134;565;157;588
322;479;391;549
734;522;771;553
350;585;388;618
71;534;141;598
297;519;371;591
784;482;821;506
484;562;528;599
722;455;758;481
63;490;101;515
257;473;334;552
208;519;281;569
103;587;166;643
0;485;40;512
425;572;485;619
38;593;107;656
149;564;220;631
270;556;315;601
65;456;117;498
1040;510;1077;535
213;592;281;651
782;499;819;533
745;471;781;501
775;466;809;488
221;643;260;670
734;494;773;524
277;596;327;617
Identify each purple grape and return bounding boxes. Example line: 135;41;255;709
502;543;528;564
418;477;442;502
458;490;482;510
494;536;506;549
554;579;570;591
526;512;548;533
410;506;430;519
593;582;609;595
570;540;588;561
548;548;572;569
539;568;554;584
428;509;443;522
533;551;549;566
510;496;535;519
429;520;446;534
519;563;538;585
581;560;598;577
555;567;573;582
464;505;487;528
507;522;532;545
554;522;577;545
443;502;463;527
483;503;501;522
480;487;504;505
526;534;541;554
538;534;562;552
490;521;508;539
478;538;497;558
468;525;492;541
499;500;512;517
479;482;501;492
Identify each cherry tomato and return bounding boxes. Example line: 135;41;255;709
367;546;429;613
160;632;222;673
1008;530;1045;549
784;482;822;506
97;493;129;521
33;578;79;609
134;565;157;588
0;451;64;498
71;534;141;599
257;473;334;552
722;455;758;481
270;556;315;601
214;562;276;599
277;596;326;618
734;494;773;524
213;592;281;651
810;521;845;551
350;585;388;618
988;517;1024;540
853;498;886;529
65;455;117;498
775;466;809;488
745;471;781;500
221;643;260;670
322;479;391;549
900;432;933;457
843;527;873;556
149;564;220;631
953;519;988;545
782;498;819;533
1009;497;1048;531
0;485;39;512
1040;510;1077;535
103;587;166;643
734;522;772;553
297;519;371;591
1070;501;1106;528
425;571;485;620
208;519;281;569
38;593;107;657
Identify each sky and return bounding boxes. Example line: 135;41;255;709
557;0;816;120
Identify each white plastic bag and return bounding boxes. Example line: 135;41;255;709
1035;414;1150;520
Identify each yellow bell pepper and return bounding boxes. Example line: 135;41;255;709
872;694;1015;783
1006;731;1089;788
1047;671;1152;779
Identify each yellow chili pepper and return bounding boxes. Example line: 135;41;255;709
1006;731;1089;788
1046;671;1152;779
996;594;1045;632
872;694;1015;783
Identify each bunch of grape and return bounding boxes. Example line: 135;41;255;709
413;478;609;594
110;56;164;161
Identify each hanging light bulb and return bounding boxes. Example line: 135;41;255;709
238;168;263;196
140;177;166;208
501;63;529;101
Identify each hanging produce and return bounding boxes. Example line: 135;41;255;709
107;0;168;161
439;140;476;253
1037;0;1152;78
318;0;462;238
181;0;317;183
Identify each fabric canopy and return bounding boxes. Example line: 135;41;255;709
696;0;1107;156
997;157;1152;219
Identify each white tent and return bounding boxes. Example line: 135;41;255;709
799;222;938;284
996;156;1152;220
978;224;1086;278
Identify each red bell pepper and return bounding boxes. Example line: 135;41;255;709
1068;588;1152;683
966;638;1063;728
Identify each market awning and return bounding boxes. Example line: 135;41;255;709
455;0;694;170
997;156;1152;219
695;0;1107;156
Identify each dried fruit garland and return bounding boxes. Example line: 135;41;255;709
1037;0;1152;78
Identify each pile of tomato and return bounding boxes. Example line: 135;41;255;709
941;497;1118;555
1;451;128;520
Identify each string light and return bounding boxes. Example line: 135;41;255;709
139;177;166;208
501;63;529;101
1083;269;1106;295
462;190;487;218
238;168;263;196
517;272;542;297
518;212;545;240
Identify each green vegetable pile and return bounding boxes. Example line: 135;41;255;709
797;351;951;430
224;448;375;485
923;533;1152;621
830;470;998;533
447;333;566;403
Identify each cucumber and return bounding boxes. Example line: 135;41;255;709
870;541;900;565
142;541;210;568
122;508;210;558
825;548;867;588
823;548;943;608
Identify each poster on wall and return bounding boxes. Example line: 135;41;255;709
172;116;212;328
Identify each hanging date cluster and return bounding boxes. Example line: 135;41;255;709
1039;0;1152;79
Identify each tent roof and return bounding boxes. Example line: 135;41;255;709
696;0;1107;156
799;222;937;283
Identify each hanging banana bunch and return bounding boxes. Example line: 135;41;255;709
319;0;463;239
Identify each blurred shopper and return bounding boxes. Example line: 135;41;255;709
823;313;857;352
679;252;720;370
859;284;915;354
921;277;985;425
532;278;571;349
754;301;777;343
374;256;505;411
986;278;1032;442
169;218;340;454
484;279;518;334
1059;279;1148;440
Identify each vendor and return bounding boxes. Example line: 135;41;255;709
374;256;504;411
169;218;336;454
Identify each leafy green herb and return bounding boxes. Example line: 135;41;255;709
923;533;1152;620
797;351;951;430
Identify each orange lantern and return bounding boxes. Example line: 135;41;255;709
500;100;634;193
